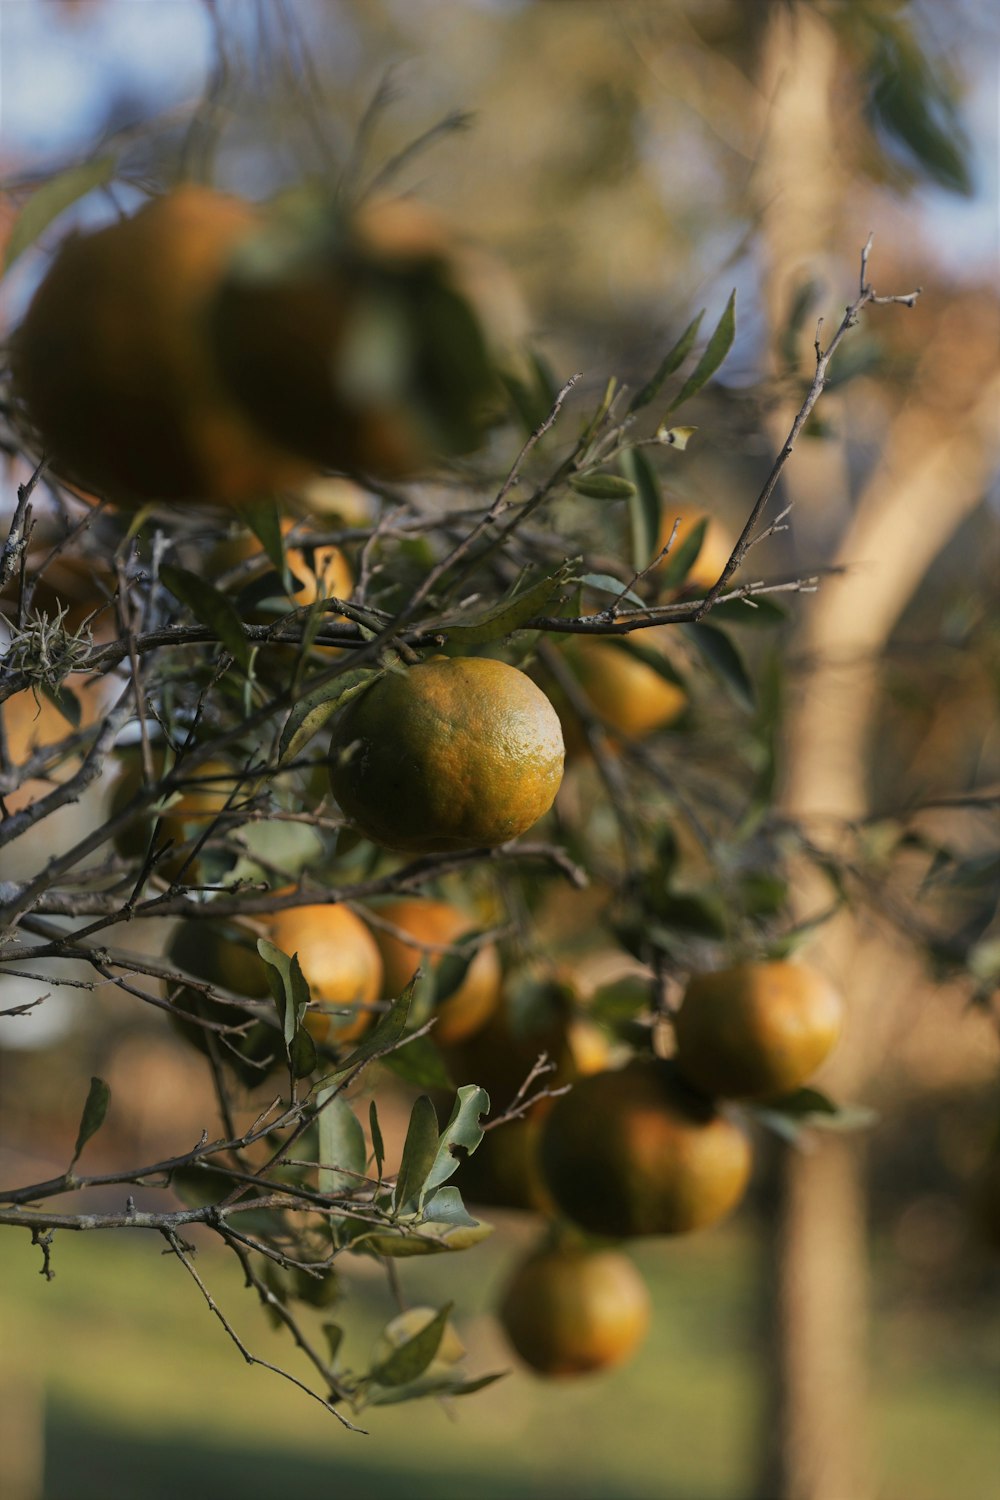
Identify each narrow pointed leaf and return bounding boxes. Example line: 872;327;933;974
628;309;705;412
620;447;662;571
682;621;755;711
369;1100;385;1179
370;1304;452;1387
70;1076;110;1168
667;289;736;413
330;974;414;1078
659;517;708;590
322;1322;344;1366
160;564;251;671
278;667;380;762
240;498;287;581
393;1095;440;1213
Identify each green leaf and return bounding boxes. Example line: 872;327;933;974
256;942;310;1062
628;310;705;412
578;573;644;610
443;565;573;646
649;891;728;939
421;1184;479;1229
659;516;708;591
610;635;686;690
369;1100;385;1180
569;473;637;501
367;1369;506;1406
288;1023;318;1078
278;668;380;762
667;290;736;413
422;1084;490;1200
160;563;251;672
682;621;755;711
393;1095;440;1214
361;1215;493;1258
317;1091;368;1197
866;21;972;195
70;1076;110;1168
322;1323;344;1367
702;596;788;627
240;499;287;582
620;447;662;572
370;1304;452;1387
4;156;117;273
381;1035;454;1091
739;871;789;918
329;975;415;1079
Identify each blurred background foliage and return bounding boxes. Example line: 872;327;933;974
1;2;998;1498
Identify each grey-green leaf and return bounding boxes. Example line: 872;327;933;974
443;565;573;646
70;1076;110;1168
569;473;637;501
578;572;644;610
620;447;662;572
422;1084;490;1201
4;156;117;273
317;1091;368;1197
667;289;737;413
628;309;705;412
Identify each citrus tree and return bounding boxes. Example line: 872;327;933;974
0;53;993;1443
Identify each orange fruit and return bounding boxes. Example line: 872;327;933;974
110;752;246;878
657;502;733;592
268;902;383;1045
10;186;314;506
556;627;686;755
1;683;103;814
366;897;501;1045
328;657;564;854
208;195;503;479
167;900;384;1064
539;1058;752;1238
674;961;844;1100
499;1241;651;1377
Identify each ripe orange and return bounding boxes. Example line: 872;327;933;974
11;186;314;506
328;657;564;854
167;900;384;1064
443;1005;611;1215
366;897;501;1045
556;627;686;754
657;502;734;592
268;902;383;1045
539;1057;752;1238
499;1241;651;1377
208;195;504;479
673;961;844;1099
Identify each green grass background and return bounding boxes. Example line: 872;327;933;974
2;1211;997;1500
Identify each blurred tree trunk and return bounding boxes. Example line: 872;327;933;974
752;7;1000;1497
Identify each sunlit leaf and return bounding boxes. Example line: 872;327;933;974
4;155;116;272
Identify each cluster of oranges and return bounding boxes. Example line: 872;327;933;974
6;186;835;1392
